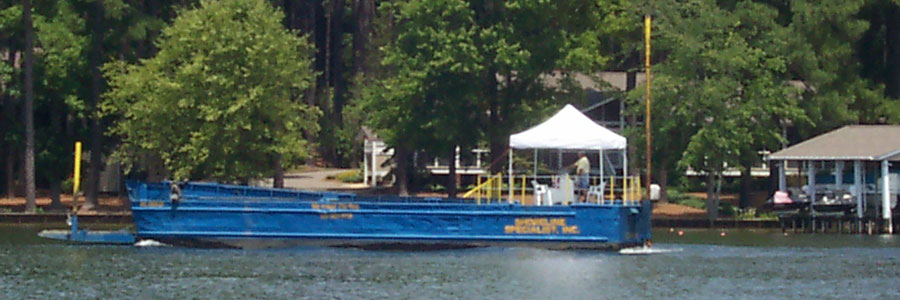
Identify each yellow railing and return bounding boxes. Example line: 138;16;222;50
462;172;504;204
604;176;641;205
520;175;526;204
462;173;642;205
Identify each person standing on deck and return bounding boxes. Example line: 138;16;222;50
569;152;590;201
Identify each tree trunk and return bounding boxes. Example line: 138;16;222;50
49;180;63;211
327;0;347;166
352;0;374;75
1;72;13;201
740;161;753;209
485;69;505;174
304;2;319;141
49;73;64;211
273;158;284;188
885;2;900;99
706;173;718;221
282;0;298;30
658;164;668;203
23;0;36;213
769;159;778;195
395;146;409;196
447;148;457;198
0;84;5;200
5;149;13;200
272;154;284;188
85;0;105;210
0;140;4;199
329;0;346;121
715;173;723;218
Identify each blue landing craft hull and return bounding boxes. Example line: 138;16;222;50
128;182;652;250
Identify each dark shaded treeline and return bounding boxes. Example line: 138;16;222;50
1;0;379;212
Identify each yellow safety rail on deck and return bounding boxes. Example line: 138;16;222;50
463;173;641;205
603;176;642;205
462;172;504;204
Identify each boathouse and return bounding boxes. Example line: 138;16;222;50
768;125;900;233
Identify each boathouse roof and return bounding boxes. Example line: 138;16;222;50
768;125;900;161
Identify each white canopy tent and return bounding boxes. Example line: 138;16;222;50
510;104;627;150
507;104;629;203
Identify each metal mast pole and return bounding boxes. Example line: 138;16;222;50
644;15;652;200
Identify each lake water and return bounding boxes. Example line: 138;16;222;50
2;225;899;299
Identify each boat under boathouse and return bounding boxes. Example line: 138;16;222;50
768;125;900;234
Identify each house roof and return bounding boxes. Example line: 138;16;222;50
768;125;900;161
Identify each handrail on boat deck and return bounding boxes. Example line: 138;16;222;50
461;173;643;206
461;172;504;204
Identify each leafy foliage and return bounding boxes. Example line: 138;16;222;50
4;0;900;199
630;1;806;176
103;0;318;181
362;0;620;174
365;0;482;153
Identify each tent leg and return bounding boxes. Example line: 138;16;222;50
599;149;604;204
623;150;628;202
509;150;514;203
882;160;892;234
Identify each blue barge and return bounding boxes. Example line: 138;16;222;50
128;181;652;250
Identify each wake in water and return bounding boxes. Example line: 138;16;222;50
134;239;170;247
619;246;682;255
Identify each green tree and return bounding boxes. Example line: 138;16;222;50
363;0;620;195
23;0;35;212
858;0;900;100
32;0;88;209
473;0;618;173
1;3;23;201
629;0;806;218
103;0;319;182
785;0;889;133
363;0;482;197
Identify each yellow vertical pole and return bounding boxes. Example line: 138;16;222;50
486;176;491;203
487;176;491;203
627;177;632;202
633;177;639;204
72;141;82;212
489;175;493;203
497;173;502;203
609;177;615;200
476;175;482;204
644;14;653;205
637;176;642;204
520;175;525;204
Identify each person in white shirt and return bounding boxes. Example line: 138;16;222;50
568;152;590;202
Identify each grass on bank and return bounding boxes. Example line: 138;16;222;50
327;170;364;183
667;189;777;220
